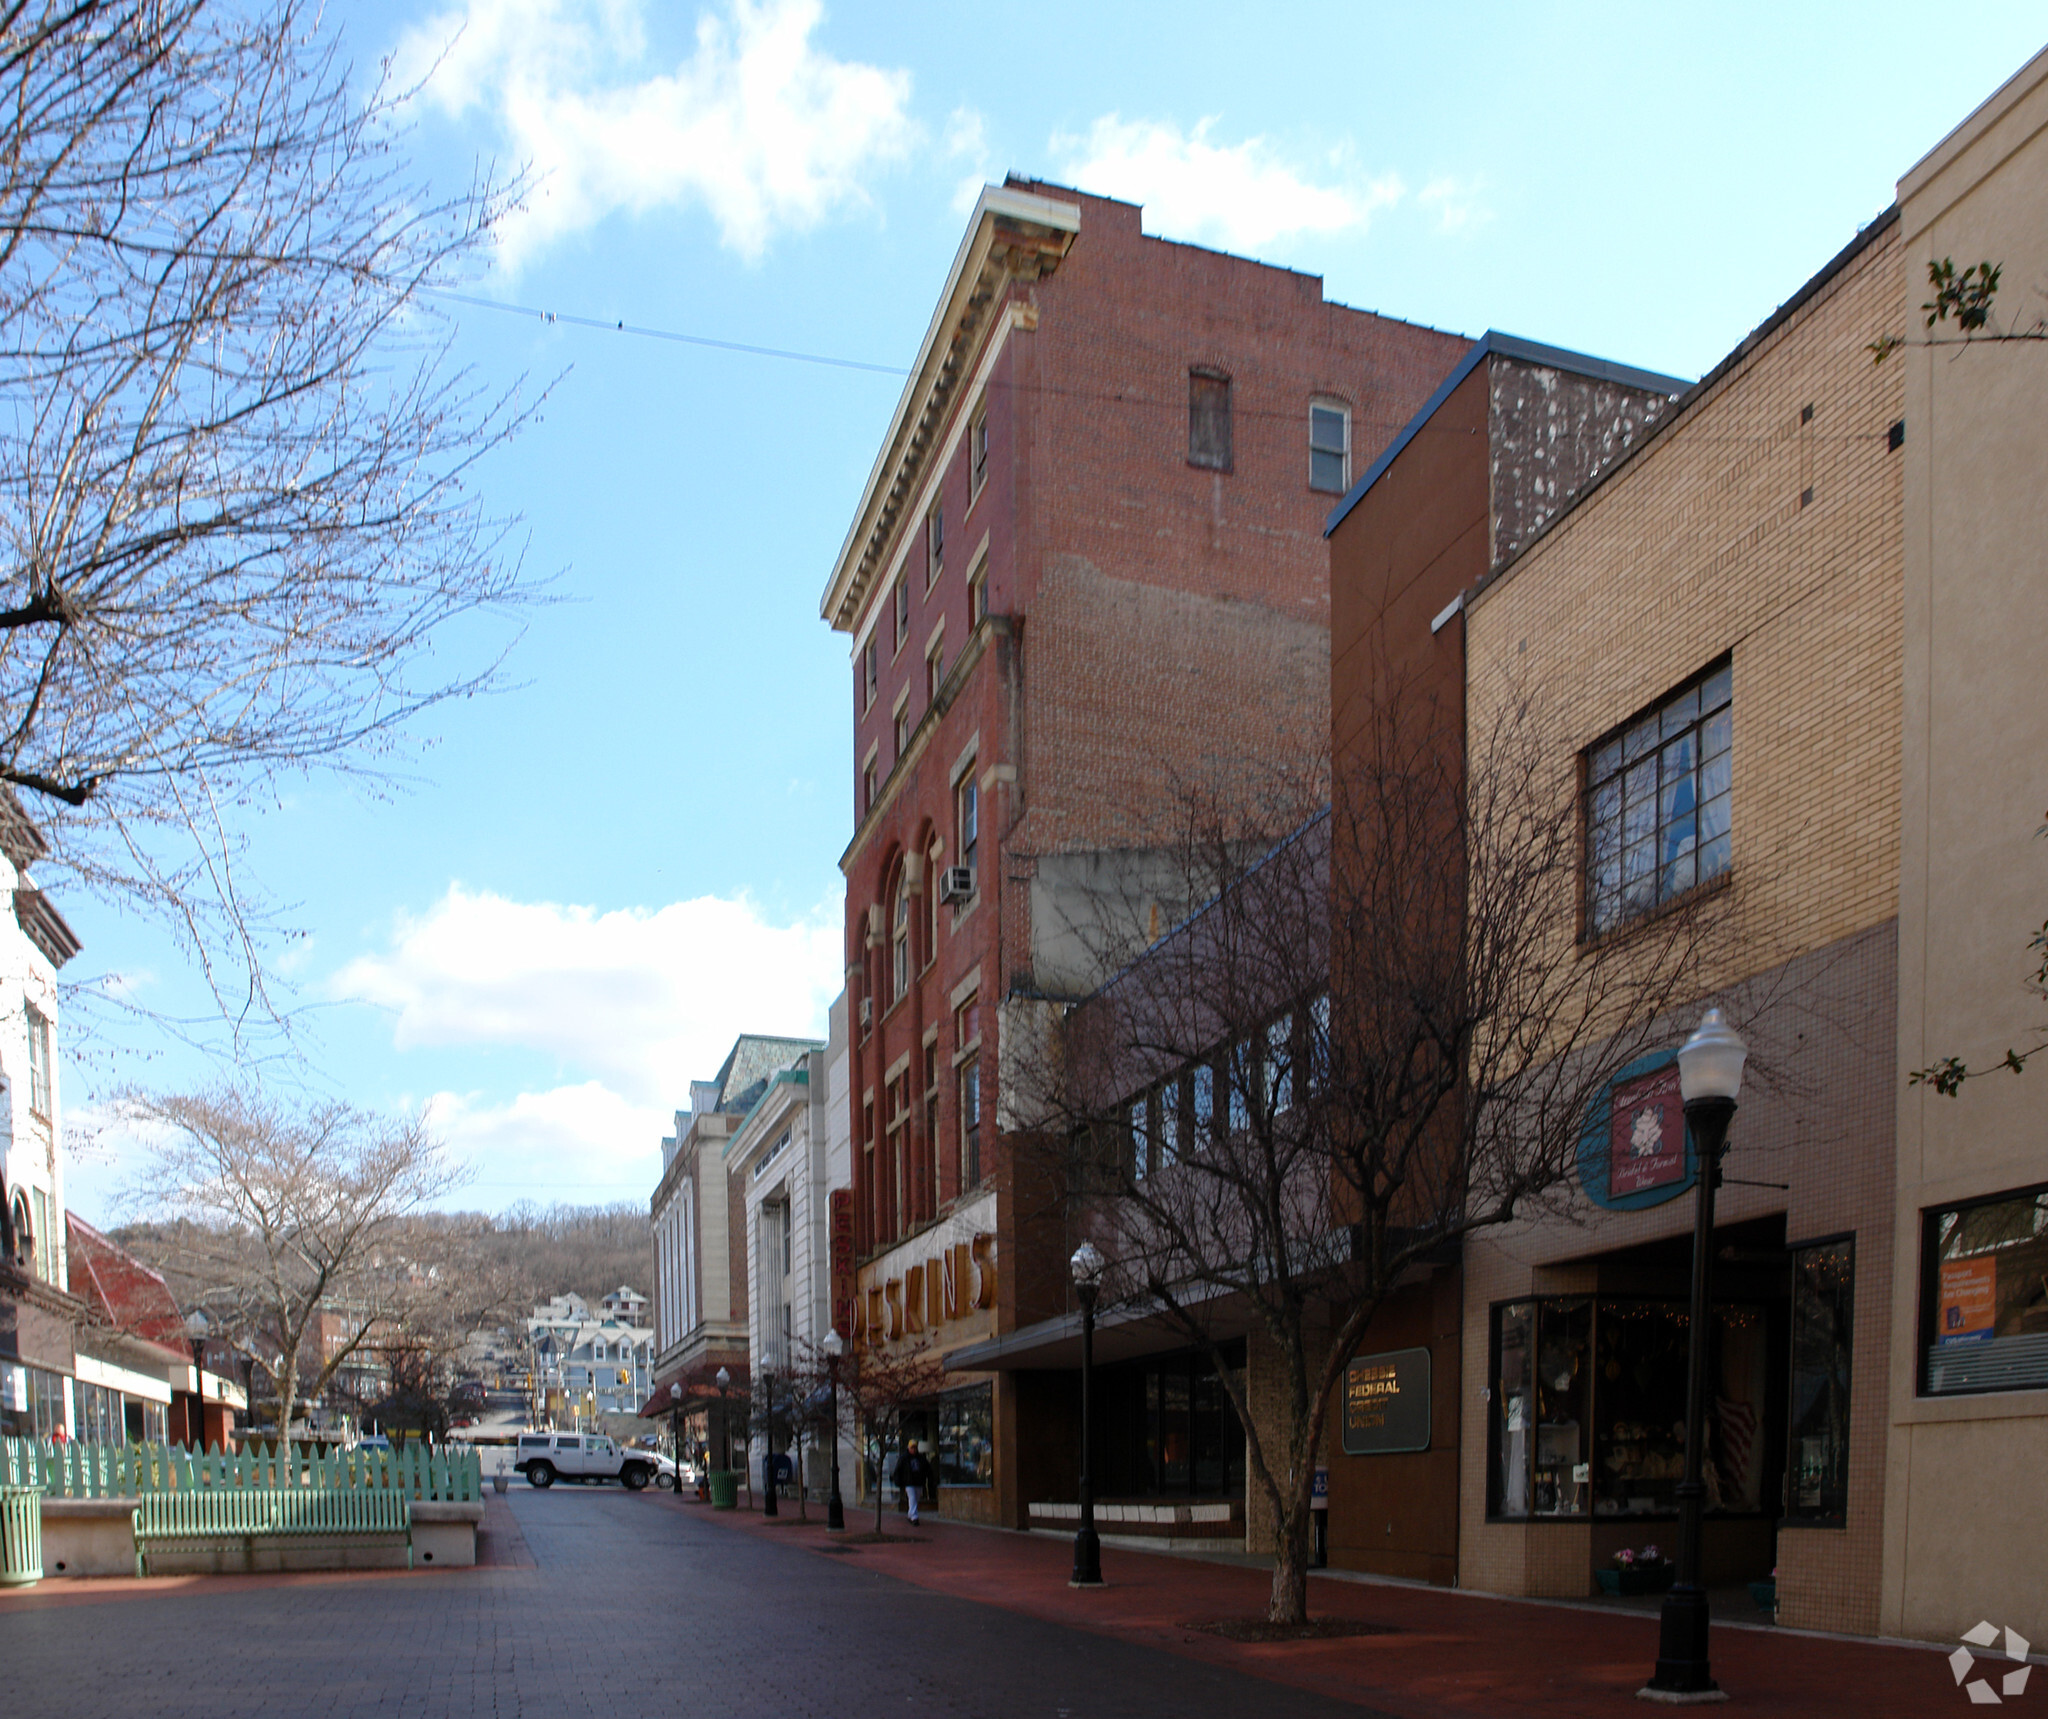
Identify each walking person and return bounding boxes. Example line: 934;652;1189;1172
892;1439;934;1525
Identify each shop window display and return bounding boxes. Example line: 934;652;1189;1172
1922;1184;2048;1396
1787;1238;1853;1524
1492;1297;1774;1522
936;1385;993;1487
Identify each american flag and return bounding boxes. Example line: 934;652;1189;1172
1715;1396;1759;1503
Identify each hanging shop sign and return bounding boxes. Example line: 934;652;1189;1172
1341;1346;1431;1455
1576;1050;1696;1211
829;1189;857;1337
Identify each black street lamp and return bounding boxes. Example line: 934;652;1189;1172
668;1382;684;1495
823;1328;846;1532
1070;1240;1105;1589
762;1366;779;1517
1645;1007;1747;1704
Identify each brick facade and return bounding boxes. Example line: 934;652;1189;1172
824;181;1466;1527
1460;212;1905;1634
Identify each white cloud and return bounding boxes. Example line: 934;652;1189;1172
1418;174;1491;235
946;104;992;214
1051;116;1403;252
334;884;841;1105
327;884;842;1207
396;0;915;269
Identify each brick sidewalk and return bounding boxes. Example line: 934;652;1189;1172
680;1494;1969;1718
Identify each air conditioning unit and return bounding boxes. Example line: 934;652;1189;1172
858;996;873;1029
939;865;975;906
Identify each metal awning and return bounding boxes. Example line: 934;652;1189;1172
943;1290;1255;1374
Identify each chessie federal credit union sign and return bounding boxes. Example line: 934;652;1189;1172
1341;1346;1431;1455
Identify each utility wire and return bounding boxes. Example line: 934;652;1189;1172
425;287;911;377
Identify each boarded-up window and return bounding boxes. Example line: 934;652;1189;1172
1188;369;1232;470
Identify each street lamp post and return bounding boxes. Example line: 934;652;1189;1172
1646;1007;1747;1704
762;1366;779;1517
182;1309;210;1451
823;1328;846;1532
668;1382;683;1495
714;1366;731;1479
1069;1241;1105;1588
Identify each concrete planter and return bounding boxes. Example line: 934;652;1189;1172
35;1495;483;1577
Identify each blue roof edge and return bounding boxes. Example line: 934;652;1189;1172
1321;331;1692;539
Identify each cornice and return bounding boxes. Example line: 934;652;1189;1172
821;187;1078;634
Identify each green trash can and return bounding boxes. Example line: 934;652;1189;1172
707;1469;739;1510
1;1486;43;1588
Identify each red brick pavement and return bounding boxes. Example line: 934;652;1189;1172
680;1494;1972;1719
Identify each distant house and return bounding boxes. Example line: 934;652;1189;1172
525;1292;654;1421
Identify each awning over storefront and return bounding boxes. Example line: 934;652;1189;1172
639;1357;750;1418
943;1292;1255;1374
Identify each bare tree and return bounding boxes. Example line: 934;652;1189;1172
841;1340;945;1536
120;1086;465;1434
0;1;532;1018
1018;690;1729;1623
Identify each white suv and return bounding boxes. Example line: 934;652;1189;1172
514;1432;657;1490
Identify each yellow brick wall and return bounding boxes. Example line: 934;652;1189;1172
1460;218;1904;1636
1467;218;1904;1002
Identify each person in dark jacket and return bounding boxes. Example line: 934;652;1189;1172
891;1440;934;1524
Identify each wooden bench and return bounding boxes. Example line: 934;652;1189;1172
132;1488;413;1575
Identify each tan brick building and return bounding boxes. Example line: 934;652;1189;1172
1886;44;2048;1649
1459;208;1906;1632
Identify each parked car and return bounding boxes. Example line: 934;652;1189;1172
513;1432;657;1490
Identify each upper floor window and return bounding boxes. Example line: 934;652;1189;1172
861;639;878;711
861;753;877;818
968;558;988;627
894;696;911;763
926;631;946;705
894;575;910;653
1188;369;1232;471
926;503;945;587
1309;401;1349;493
970;409;990;498
957;772;979;880
892;872;911;1001
25;1004;50;1118
1585;661;1732;936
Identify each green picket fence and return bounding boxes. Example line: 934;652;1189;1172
0;1438;480;1503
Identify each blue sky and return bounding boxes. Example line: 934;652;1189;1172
58;1;2047;1223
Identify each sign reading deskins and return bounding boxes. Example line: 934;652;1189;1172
1341;1346;1431;1455
829;1189;856;1337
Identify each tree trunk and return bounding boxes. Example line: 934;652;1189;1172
1268;1493;1312;1624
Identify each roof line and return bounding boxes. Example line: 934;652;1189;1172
1323;331;1691;538
1468;204;1902;611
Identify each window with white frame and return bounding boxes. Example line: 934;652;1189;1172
1585;661;1733;935
956;770;979;889
926;632;946;704
959;1059;981;1188
926;503;944;587
894;574;910;652
1309;401;1349;493
25;1004;50;1117
861;638;877;710
892;871;911;1002
970;407;989;498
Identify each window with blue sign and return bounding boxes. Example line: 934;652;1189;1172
1922;1184;2048;1396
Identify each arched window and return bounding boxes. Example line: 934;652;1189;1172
924;838;942;969
10;1190;32;1271
892;869;911;1001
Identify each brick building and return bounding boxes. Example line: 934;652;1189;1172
1319;331;1685;1583
1459;207;1906;1632
821;179;1467;1527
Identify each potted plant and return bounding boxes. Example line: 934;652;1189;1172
1596;1544;1676;1596
1749;1566;1778;1619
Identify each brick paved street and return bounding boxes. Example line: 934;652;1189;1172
0;1487;1373;1719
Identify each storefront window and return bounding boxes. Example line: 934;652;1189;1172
1490;1299;1591;1518
1922;1184;2048;1396
935;1385;993;1487
1095;1343;1246;1499
76;1381;125;1444
1494;1297;1772;1521
1787;1237;1853;1525
0;1363;69;1440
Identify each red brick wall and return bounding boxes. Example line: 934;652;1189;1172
841;185;1467;1271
